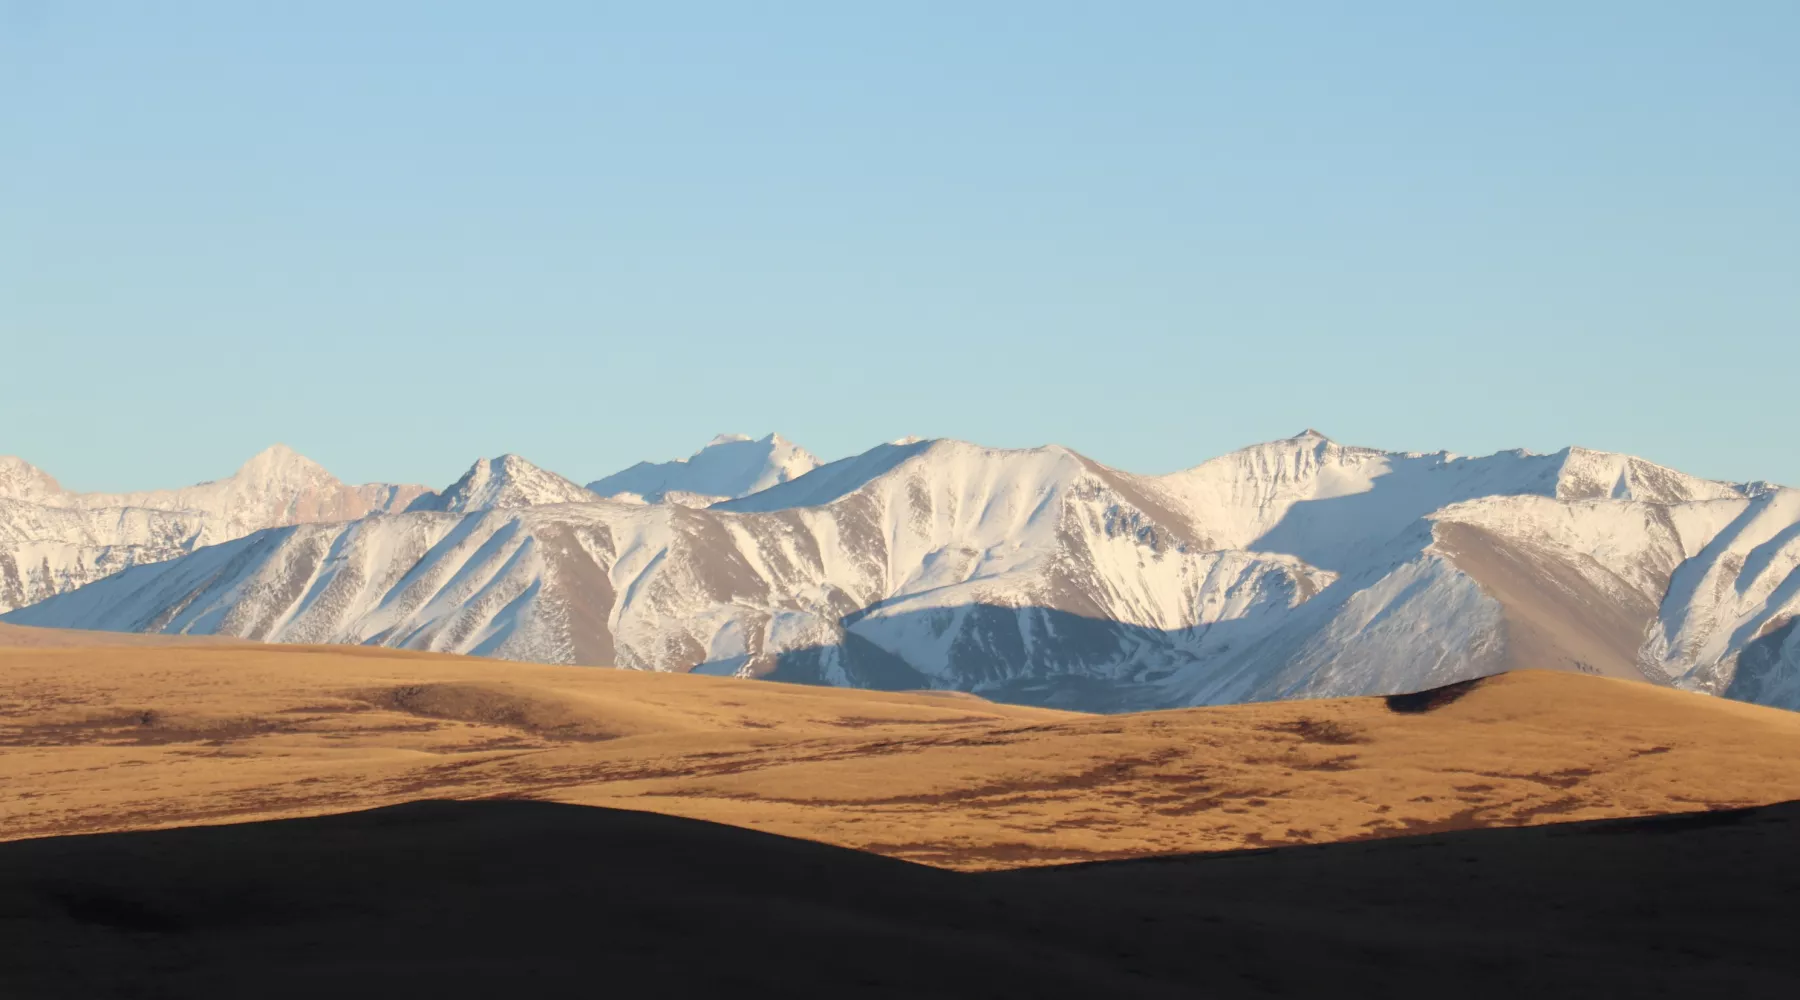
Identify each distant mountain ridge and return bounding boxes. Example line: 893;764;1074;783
0;446;430;613
8;430;1797;715
590;433;821;504
0;444;431;539
0;436;801;613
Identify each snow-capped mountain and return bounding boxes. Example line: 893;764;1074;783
22;444;432;544
589;433;821;504
0;499;210;615
407;455;599;513
8;432;1797;714
0;456;66;504
0;446;430;613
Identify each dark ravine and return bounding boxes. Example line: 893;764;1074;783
3;798;1798;998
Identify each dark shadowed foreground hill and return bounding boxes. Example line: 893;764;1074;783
3;798;1797;998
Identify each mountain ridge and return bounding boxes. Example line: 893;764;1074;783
590;433;821;504
0;446;434;614
10;430;1796;713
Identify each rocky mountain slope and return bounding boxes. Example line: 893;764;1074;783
589;433;821;504
9;431;1796;712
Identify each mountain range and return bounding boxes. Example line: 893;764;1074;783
4;431;1797;713
0;435;826;615
0;445;427;614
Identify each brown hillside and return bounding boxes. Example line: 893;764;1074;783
4;628;1800;869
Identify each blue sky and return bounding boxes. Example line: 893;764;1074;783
4;1;1796;491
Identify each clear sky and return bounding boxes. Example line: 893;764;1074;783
3;1;1796;492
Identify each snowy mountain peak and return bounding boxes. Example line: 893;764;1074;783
412;455;598;513
712;437;1130;518
0;446;430;613
0;456;64;503
230;443;333;489
711;438;937;512
588;434;822;504
243;442;304;464
1553;447;1743;504
1187;432;1370;483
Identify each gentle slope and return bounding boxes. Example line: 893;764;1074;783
7;636;1800;868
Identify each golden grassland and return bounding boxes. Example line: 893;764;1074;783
6;624;1800;869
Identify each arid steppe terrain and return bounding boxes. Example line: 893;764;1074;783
7;624;1800;869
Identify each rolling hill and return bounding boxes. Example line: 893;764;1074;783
7;632;1800;867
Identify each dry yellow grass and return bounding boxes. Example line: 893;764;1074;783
6;626;1800;869
0;623;241;648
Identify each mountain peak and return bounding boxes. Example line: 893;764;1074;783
413;455;598;513
233;444;331;485
589;435;822;504
0;455;65;502
243;443;303;464
711;437;945;513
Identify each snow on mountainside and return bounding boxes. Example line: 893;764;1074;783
1553;446;1746;503
711;439;936;513
1641;488;1800;706
589;434;821;504
0;447;431;613
0;499;208;614
0;456;66;504
44;445;432;544
407;455;599;512
8;431;1798;714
